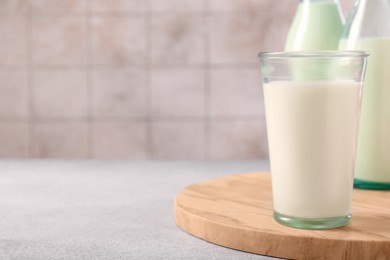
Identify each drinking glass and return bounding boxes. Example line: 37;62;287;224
259;51;368;229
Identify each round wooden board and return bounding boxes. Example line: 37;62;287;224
175;173;390;259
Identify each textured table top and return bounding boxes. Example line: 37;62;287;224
0;160;275;260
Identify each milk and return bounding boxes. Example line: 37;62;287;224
285;1;344;51
340;38;390;183
264;80;361;218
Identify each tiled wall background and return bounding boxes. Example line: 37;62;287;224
0;0;353;160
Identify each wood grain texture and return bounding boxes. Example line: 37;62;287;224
175;173;390;260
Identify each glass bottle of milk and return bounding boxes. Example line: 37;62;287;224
339;0;390;189
285;0;345;51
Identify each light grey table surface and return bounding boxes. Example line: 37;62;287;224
0;160;279;260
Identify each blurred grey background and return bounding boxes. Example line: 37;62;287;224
0;0;352;159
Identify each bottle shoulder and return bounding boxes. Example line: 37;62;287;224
344;0;390;39
285;2;344;51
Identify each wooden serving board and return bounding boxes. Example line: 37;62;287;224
175;173;390;260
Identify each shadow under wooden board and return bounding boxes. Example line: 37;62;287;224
175;173;390;259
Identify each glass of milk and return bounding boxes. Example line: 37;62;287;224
259;51;369;229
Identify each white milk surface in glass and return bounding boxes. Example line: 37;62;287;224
264;80;361;218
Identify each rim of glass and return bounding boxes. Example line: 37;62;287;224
258;51;369;59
